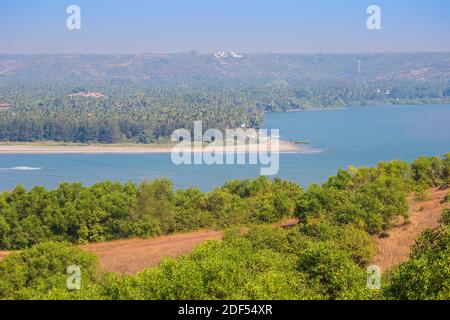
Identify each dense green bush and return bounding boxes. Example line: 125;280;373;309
411;156;446;187
440;208;450;225
0;242;98;300
296;241;373;299
0;177;301;250
296;160;412;233
443;153;450;184
300;221;374;266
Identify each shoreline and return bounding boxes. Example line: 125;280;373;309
0;140;303;154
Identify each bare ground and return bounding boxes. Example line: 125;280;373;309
81;230;223;274
0;218;298;274
82;218;298;274
372;187;449;271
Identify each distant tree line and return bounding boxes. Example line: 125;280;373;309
0;81;449;143
0;85;263;143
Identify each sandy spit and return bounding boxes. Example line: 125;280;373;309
0;140;303;154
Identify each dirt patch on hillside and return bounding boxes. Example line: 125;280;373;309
0;218;298;274
81;230;223;274
0;251;9;259
0;230;223;273
372;187;449;272
83;218;298;274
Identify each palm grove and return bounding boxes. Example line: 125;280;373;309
1;82;449;144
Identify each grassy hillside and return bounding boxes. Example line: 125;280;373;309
0;153;449;300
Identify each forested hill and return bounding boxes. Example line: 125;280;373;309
0;53;450;143
1;52;450;84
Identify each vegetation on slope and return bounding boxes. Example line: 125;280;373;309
383;208;450;300
0;154;449;299
0;177;301;250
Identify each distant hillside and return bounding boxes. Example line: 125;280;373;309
0;52;449;84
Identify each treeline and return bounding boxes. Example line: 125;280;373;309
0;154;449;300
256;80;450;112
0;177;301;250
0;85;263;143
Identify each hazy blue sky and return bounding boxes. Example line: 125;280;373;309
0;0;449;54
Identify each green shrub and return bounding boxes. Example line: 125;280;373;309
443;153;450;184
296;161;410;234
300;221;374;266
411;156;445;187
383;227;450;300
0;242;98;300
414;182;430;202
0;177;302;250
440;208;450;226
296;241;372;299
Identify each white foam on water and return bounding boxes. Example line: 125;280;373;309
0;167;42;171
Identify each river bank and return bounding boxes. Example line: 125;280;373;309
0;140;301;154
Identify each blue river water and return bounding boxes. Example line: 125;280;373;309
0;104;449;192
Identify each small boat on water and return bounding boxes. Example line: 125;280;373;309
290;139;310;145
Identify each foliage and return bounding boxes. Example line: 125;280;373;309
0;242;98;300
4;226;372;300
440;208;450;227
296;241;373;299
411;156;446;187
300;220;374;266
296;160;413;233
443;153;450;185
0;177;301;250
